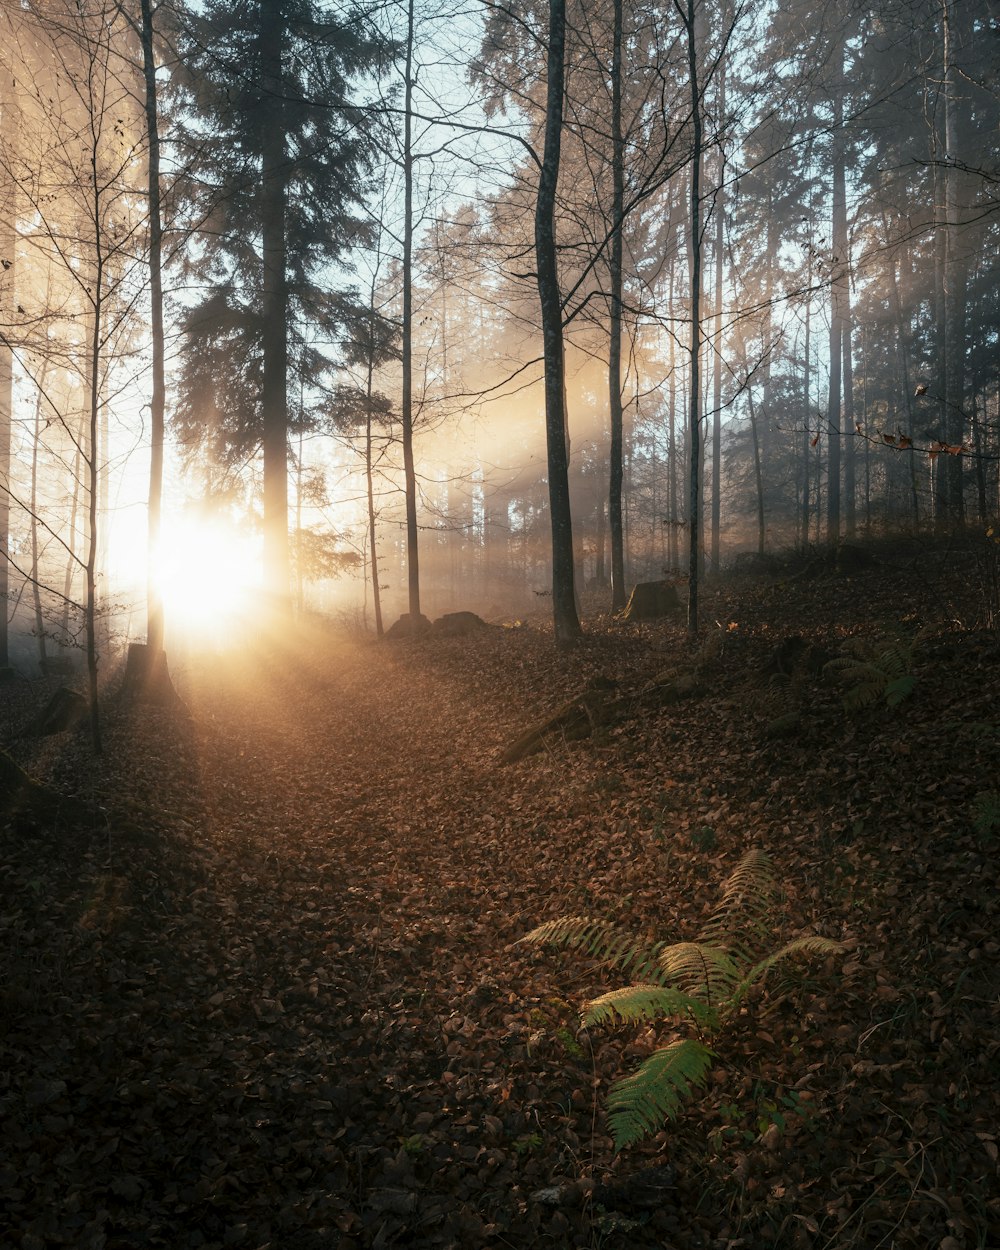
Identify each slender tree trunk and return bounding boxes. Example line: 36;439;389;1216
607;0;626;611
295;432;305;613
140;0;166;652
535;0;580;644
0;59;13;668
62;409;85;642
711;58;725;574
0;254;10;670
667;264;678;570
85;225;103;752
365;309;384;638
30;367;49;669
801;246;812;549
843;315;856;536
941;0;969;522
827;57;846;545
887;244;920;528
260;0;291;609
684;0;703;636
595;496;606;585
401;0;420;620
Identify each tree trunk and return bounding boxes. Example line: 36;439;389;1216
30;367;49;669
401;0;421;619
684;0;703;637
711;56;725;575
85;246;103;752
941;0;969;523
535;0;580;645
365;309;384;639
140;0;166;653
607;0;626;612
0;58;12;668
826;52;846;545
843;315;856;536
260;0;291;609
801;235;812;549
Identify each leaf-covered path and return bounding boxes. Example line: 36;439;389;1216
3;559;999;1248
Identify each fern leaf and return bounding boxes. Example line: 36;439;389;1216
885;675;916;706
583;983;717;1031
733;935;845;1008
519;916;663;981
699;848;776;950
606;1039;715;1150
656;941;741;1008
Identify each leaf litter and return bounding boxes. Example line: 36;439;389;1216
1;556;999;1249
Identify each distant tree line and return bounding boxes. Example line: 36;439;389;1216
0;0;996;679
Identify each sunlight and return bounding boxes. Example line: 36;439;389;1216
154;515;261;641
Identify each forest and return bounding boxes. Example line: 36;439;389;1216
1;0;999;1247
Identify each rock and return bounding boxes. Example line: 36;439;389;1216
593;1164;677;1212
620;580;682;621
431;611;489;637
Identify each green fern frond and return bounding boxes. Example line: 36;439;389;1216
606;1039;715;1150
734;935;845;1006
519;916;664;982
876;646;907;678
699;848;776;950
656;941;741;1008
825;633;921;713
583;984;718;1031
884;675;916;706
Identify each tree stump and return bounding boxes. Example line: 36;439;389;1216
835;543;874;573
32;687;88;736
124;643;181;706
385;613;432;640
620;580;681;621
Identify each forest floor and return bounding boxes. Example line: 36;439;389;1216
2;539;1000;1250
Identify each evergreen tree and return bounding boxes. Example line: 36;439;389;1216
174;0;382;607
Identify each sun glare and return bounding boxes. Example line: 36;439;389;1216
154;517;261;640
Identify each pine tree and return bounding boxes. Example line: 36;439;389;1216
174;0;382;608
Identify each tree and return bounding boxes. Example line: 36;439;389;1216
175;0;381;610
535;0;581;644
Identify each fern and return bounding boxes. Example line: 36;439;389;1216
520;849;845;1150
583;984;717;1031
825;628;931;713
607;1040;715;1149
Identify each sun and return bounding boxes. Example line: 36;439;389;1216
154;515;261;640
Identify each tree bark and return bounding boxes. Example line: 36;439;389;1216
535;0;580;645
0;57;13;669
711;56;725;575
941;0;969;523
260;0;291;609
684;0;703;637
401;0;421;619
140;0;166;652
826;49;846;545
607;0;626;612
